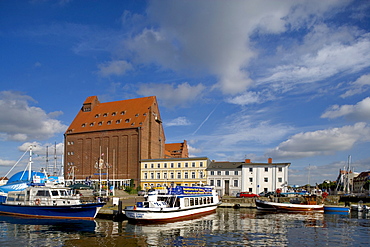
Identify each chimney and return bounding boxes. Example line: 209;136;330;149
245;159;251;163
268;158;273;164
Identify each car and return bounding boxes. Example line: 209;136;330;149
236;192;260;198
259;191;275;197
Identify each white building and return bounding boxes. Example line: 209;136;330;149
207;158;290;196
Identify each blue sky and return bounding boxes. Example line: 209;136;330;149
1;0;370;185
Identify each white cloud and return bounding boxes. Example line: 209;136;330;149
226;90;275;106
123;0;348;95
98;60;133;77
261;35;370;87
0;91;68;141
137;82;205;108
266;122;370;159
321;97;370;121
341;73;370;98
165;117;192;127
18;142;64;156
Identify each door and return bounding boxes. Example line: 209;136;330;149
225;180;230;196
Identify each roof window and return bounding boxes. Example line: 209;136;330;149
125;119;130;123
120;111;126;115
98;122;103;126
95;114;100;118
135;113;139;117
116;120;121;124
103;113;108;117
82;123;86;128
112;112;117;116
90;123;94;127
107;120;112;125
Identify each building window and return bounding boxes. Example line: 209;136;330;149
107;121;112;125
264;177;268;182
249;188;252;192
177;163;181;168
185;163;188;168
210;180;214;186
278;177;282;183
177;172;181;179
144;164;147;169
191;172;196;179
249;177;253;182
81;123;86;127
144;173;148;179
150;173;154;179
235;171;238;175
120;111;126;115
116;120;121;124
90;123;94;127
98;122;103;126
164;163;167;168
225;171;229;175
151;164;154;168
170;172;174;179
217;171;221;175
157;173;160;179
157;163;160;168
234;180;238;187
185;172;188;179
278;167;283;172
200;162;203;167
112;112;117;116
95;114;100;118
170;163;174;168
217;180;221;187
125;119;130;123
210;171;214;175
192;162;195;167
265;167;268;172
164;173;167;179
199;171;203;178
249;167;253;172
103;113;108;117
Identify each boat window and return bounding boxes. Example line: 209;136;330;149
36;190;50;197
59;190;68;196
174;198;180;207
51;191;59;196
185;198;189;207
195;198;199;205
16;193;25;201
190;198;194;206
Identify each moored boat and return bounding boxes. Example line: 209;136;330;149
124;186;221;222
0;184;105;220
324;205;350;214
256;195;324;212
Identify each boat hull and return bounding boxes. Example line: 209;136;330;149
256;200;324;212
324;206;350;214
0;203;105;220
125;204;219;223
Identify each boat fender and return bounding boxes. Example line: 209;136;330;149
35;198;41;205
233;204;241;209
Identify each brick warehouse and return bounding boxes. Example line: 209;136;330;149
64;95;165;188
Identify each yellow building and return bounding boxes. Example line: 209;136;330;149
140;157;210;189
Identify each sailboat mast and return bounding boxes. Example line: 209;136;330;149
28;145;33;181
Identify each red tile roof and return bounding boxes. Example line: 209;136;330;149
66;96;159;134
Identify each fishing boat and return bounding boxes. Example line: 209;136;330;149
255;195;324;212
124;186;221;222
0;184;105;220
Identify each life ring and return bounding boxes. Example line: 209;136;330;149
35;198;41;205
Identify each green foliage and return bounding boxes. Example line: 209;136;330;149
363;180;370;190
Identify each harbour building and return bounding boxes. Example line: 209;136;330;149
207;158;290;197
64;96;165;189
139;157;210;189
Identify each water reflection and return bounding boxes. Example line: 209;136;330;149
1;209;369;246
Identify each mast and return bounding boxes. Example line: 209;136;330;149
28;145;33;181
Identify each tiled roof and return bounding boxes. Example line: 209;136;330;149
66;96;159;134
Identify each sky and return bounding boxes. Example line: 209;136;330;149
1;0;370;186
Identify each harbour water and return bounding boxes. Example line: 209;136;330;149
0;208;369;246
